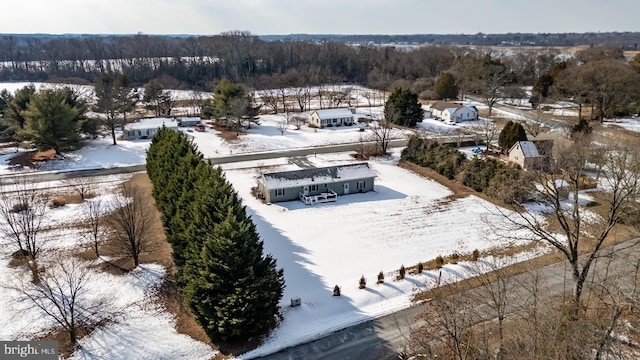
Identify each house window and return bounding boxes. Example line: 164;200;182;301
357;181;365;190
275;189;284;197
323;184;328;189
310;184;318;192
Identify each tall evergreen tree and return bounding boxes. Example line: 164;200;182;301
6;85;36;131
384;88;423;127
21;88;84;152
147;128;285;342
498;120;527;151
183;208;284;341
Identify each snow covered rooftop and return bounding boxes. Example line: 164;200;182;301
313;108;354;119
260;162;376;189
511;141;540;157
125;117;178;131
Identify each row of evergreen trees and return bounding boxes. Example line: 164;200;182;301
146;128;285;342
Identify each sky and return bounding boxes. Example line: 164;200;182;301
2;0;639;35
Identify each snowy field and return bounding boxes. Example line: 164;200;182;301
226;152;544;358
602;117;640;133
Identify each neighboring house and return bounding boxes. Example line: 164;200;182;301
430;101;478;124
256;162;376;204
123;118;178;140
179;117;201;126
309;108;355;128
508;141;550;171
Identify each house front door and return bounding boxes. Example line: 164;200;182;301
343;183;349;195
303;186;309;196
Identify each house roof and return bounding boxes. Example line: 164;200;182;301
313;108;354;119
260;163;376;190
180;117;201;122
509;141;540;157
125;117;178;131
430;101;464;112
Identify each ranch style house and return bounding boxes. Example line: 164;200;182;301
430;101;479;124
309;108;355;128
256;162;376;205
123;117;179;140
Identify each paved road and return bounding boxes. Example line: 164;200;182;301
0;140;413;185
257;239;640;360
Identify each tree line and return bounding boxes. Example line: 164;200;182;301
146;127;285;344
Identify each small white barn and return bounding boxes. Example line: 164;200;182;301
179;117;201;127
123;118;178;140
430;101;478;124
309;108;355;128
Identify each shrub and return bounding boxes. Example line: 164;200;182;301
398;265;406;280
451;253;460;264
417;262;424;273
472;249;480;261
49;197;66;208
11;201;29;213
359;275;367;289
377;271;385;284
435;255;444;268
333;285;341;296
326;123;333;128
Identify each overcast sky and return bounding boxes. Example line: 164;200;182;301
2;0;639;35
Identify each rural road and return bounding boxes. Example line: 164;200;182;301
0;139;409;185
256;239;640;360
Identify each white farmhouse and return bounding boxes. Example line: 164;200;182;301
123;117;179;140
309;108;355;128
430;101;478;124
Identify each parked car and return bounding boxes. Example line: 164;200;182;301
194;124;206;132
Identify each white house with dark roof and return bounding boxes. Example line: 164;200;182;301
430;101;478;124
309;108;355;128
508;141;550;171
256;162;376;204
123;118;179;140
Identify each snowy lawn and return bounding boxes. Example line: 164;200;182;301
0;184;218;360
224;153;541;358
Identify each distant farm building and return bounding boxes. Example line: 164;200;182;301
123;118;178;140
256;162;376;205
430;101;478;124
309;108;355;128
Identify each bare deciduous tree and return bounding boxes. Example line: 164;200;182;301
83;198;104;258
6;257;110;347
493;135;640;306
0;181;48;282
62;176;96;201
472;119;497;151
369;119;395;155
105;184;155;268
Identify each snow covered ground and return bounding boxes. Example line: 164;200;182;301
0;186;218;360
0;81;560;359
226;152;546;358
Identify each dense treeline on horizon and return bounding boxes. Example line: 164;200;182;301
1;31;639;91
